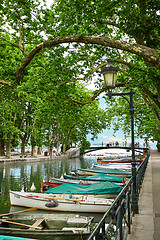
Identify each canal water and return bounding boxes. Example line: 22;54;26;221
0;156;97;215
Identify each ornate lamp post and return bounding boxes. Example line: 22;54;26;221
101;62;139;214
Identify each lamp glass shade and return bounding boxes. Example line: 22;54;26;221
103;73;117;87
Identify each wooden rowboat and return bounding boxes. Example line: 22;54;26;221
0;211;94;240
9;191;114;213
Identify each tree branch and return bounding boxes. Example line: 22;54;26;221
142;92;160;122
15;35;160;84
70;88;105;105
0;28;18;41
142;86;160;109
0;79;12;87
17;19;28;57
1;37;28;57
0;37;20;49
70;80;134;106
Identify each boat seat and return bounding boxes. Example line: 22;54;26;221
28;218;45;230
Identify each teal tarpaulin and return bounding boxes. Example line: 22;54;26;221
45;181;121;195
0;235;37;240
63;173;124;182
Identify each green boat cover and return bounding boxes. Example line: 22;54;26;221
77;168;131;176
45;182;121;195
63;173;124;182
0;235;37;240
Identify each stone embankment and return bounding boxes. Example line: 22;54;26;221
0;148;81;165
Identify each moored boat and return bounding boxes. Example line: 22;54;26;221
41;177;85;192
92;163;140;172
0;212;94;240
76;168;132;177
63;173;124;183
104;152;131;158
44;181;122;198
97;157;143;165
41;173;125;192
9;191;114;213
41;179;94;192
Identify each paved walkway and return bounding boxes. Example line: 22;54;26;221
128;149;160;240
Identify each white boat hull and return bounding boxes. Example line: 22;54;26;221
10;191;113;213
92;164;133;172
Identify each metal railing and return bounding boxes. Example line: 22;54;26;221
88;151;150;240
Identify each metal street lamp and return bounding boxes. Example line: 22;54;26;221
101;62;119;98
101;62;139;214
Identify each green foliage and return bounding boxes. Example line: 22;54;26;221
0;0;160;150
80;140;91;154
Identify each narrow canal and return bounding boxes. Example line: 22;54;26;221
0;156;97;215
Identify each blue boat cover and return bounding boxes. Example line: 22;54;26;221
63;173;124;182
45;182;121;195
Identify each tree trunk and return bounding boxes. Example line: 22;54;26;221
49;147;53;159
0;141;5;156
57;133;62;153
21;139;26;155
37;146;41;155
57;141;61;152
31;144;35;156
62;125;75;153
62;143;66;153
6;134;12;158
20;131;30;155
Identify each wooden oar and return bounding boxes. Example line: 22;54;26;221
27;195;84;202
44;196;83;202
0;207;37;218
0;219;42;229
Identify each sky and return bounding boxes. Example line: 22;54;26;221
87;97;157;149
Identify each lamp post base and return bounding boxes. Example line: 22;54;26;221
132;193;139;215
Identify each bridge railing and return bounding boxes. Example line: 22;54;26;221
87;151;150;240
85;146;149;154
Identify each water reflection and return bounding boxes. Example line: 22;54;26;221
0;156;95;214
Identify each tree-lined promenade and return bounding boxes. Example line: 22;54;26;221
0;0;160;158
